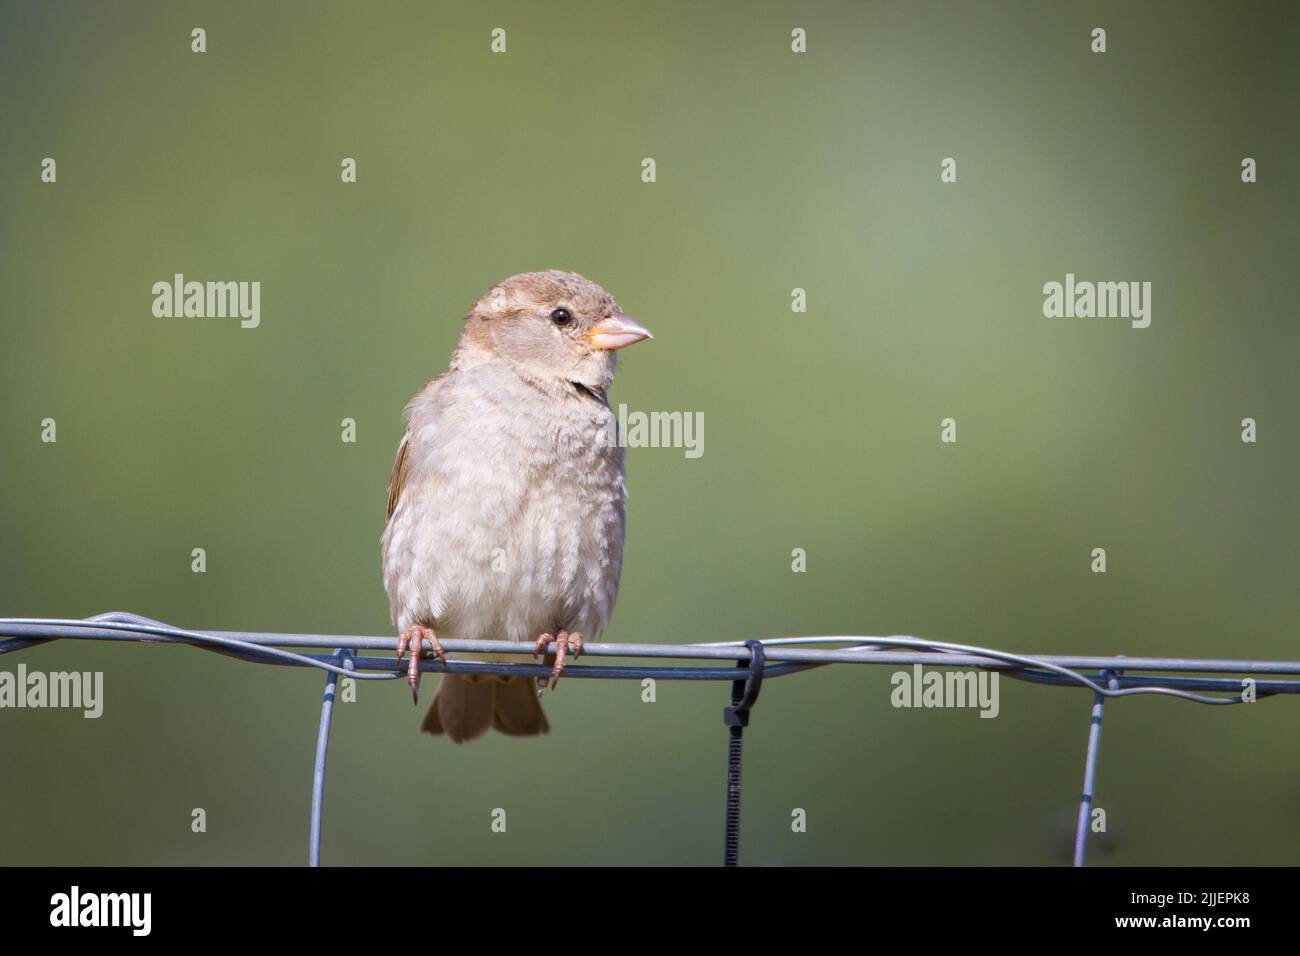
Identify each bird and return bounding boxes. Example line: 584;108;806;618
380;270;653;742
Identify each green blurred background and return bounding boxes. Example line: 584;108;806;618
1;0;1296;865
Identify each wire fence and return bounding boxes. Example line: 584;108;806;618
2;611;1298;866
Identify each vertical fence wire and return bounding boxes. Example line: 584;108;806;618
310;649;353;867
1073;670;1120;867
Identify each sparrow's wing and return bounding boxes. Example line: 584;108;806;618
386;432;411;520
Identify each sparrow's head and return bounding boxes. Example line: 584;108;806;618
462;270;652;393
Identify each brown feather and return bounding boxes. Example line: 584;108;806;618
386;432;410;520
423;675;494;743
491;677;550;736
421;675;549;742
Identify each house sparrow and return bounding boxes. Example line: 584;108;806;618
381;271;652;742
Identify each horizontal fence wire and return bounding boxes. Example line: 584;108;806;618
2;611;1298;865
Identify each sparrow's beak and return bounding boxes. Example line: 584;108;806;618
587;313;653;350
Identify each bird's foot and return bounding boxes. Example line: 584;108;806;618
396;625;445;704
533;630;583;694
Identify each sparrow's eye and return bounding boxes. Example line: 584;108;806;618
550;308;573;327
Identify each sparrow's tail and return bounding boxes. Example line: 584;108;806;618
421;675;549;743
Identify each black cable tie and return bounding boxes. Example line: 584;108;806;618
723;641;766;866
724;640;766;727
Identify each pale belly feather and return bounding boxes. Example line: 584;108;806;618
381;374;626;648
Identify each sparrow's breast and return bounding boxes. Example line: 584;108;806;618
382;369;627;644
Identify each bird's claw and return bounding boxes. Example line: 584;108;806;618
396;625;445;704
533;630;582;695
